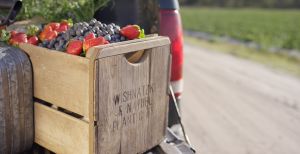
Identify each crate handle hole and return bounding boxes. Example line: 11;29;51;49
124;49;148;64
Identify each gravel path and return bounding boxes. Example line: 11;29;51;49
182;42;300;154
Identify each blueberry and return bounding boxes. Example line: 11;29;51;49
115;39;120;42
104;34;111;41
108;28;114;35
114;28;120;34
89;19;96;26
114;34;121;38
62;33;67;38
107;25;113;29
59;39;65;45
76;29;83;36
97;32;103;37
56;36;62;41
110;35;115;40
56;45;64;51
120;36;126;41
83;22;89;27
42;40;49;46
93;27;100;31
65;33;71;40
69;29;76;36
54;43;59;48
88;26;93;30
89;29;95;34
82;27;88;32
47;42;53;49
78;36;84;41
49;39;55;46
95;21;102;27
38;43;43;47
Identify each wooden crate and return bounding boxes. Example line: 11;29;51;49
19;36;171;154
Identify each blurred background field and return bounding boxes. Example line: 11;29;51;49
181;8;300;50
179;0;300;77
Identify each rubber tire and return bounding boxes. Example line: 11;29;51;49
0;45;34;153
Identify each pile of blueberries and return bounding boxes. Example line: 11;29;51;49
39;18;126;51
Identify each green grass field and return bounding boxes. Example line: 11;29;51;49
181;8;300;50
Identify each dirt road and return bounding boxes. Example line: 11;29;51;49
181;42;300;154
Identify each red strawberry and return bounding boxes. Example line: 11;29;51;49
56;24;68;33
120;25;145;40
46;22;60;31
44;25;53;32
61;19;73;27
39;26;53;41
60;22;69;28
10;30;18;37
83;37;107;53
84;33;95;41
28;36;39;45
9;33;28;46
44;30;58;41
67;40;83;55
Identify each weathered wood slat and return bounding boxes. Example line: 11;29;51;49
0;46;33;153
34;102;89;154
87;36;169;59
19;44;90;119
96;52;151;154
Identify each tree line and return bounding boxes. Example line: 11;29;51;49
180;0;300;8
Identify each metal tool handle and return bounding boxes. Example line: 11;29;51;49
0;0;22;26
169;85;192;146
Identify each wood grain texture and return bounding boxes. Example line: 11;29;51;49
34;103;89;154
148;46;170;146
95;44;170;154
19;43;90;119
0;46;34;153
86;36;169;59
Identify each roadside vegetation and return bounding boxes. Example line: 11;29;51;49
185;36;300;77
17;0;109;22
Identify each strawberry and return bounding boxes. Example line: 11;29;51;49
61;19;73;27
83;37;107;53
120;25;145;40
46;22;60;31
28;36;39;45
10;30;18;37
67;40;83;55
39;26;53;41
9;33;28;46
84;33;95;41
44;25;53;33
56;24;68;33
44;30;58;41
